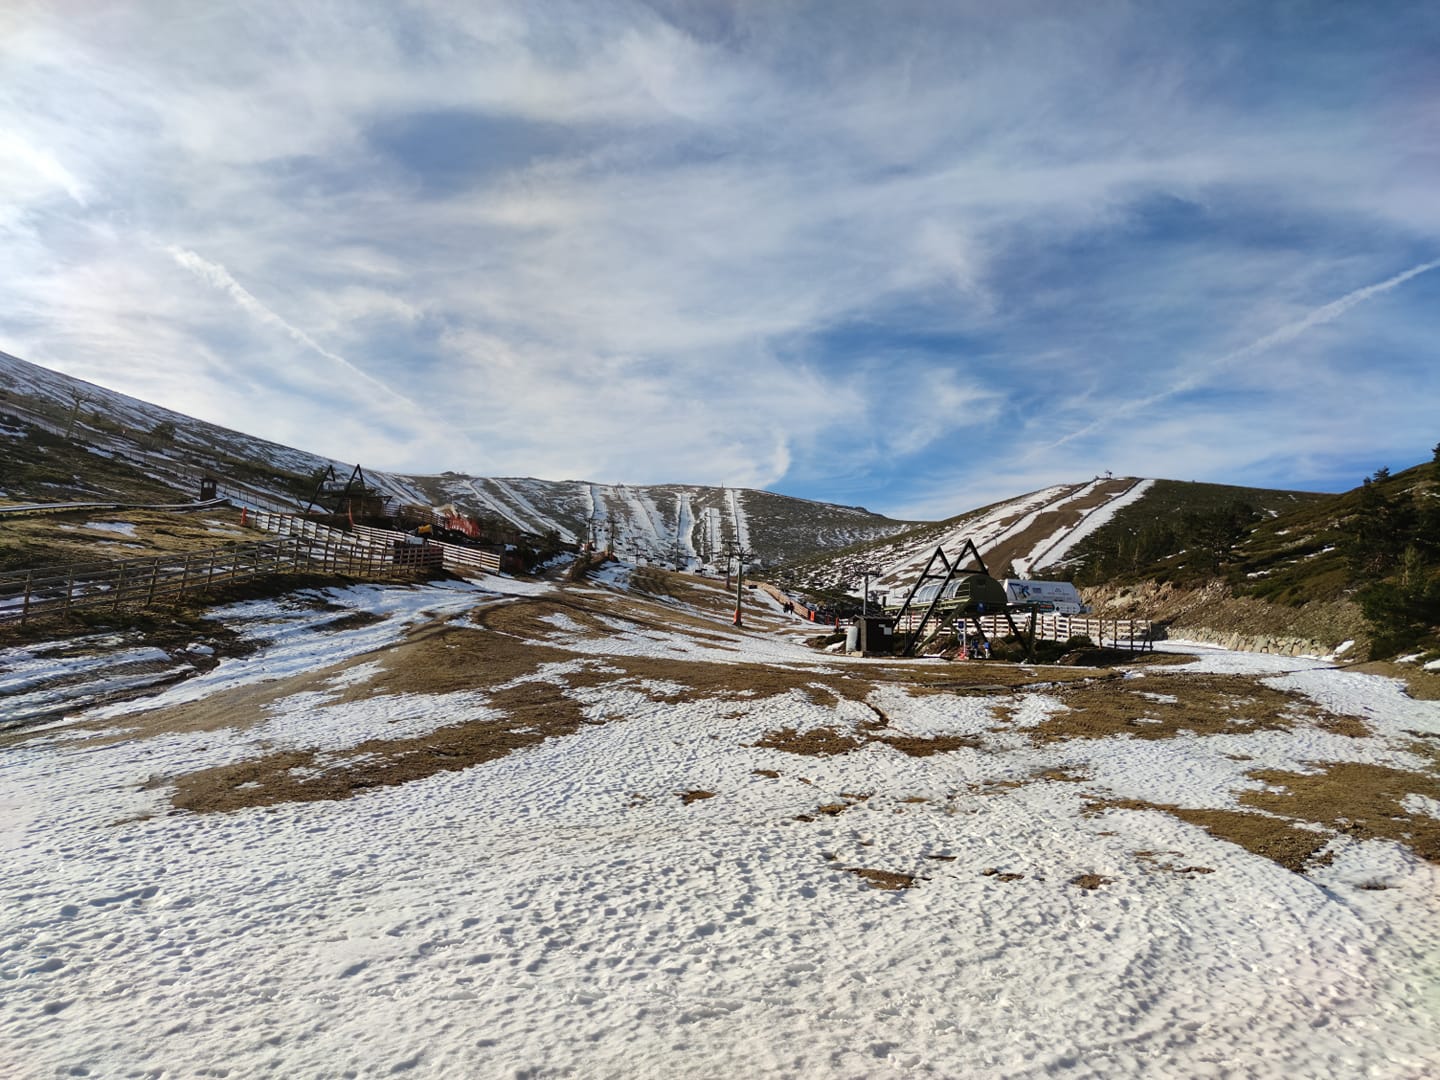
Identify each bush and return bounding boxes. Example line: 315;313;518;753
566;552;598;582
1360;551;1440;659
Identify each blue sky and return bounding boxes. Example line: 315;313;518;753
2;0;1438;519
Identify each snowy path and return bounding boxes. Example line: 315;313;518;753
462;479;535;534
1026;477;1157;571
729;487;751;552
676;490;699;567
489;478;577;543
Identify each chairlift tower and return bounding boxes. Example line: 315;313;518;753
722;542;754;627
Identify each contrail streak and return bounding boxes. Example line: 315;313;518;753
1045;257;1440;451
167;245;425;414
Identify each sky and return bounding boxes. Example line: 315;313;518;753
2;0;1438;521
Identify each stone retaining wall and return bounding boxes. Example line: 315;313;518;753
1165;625;1340;658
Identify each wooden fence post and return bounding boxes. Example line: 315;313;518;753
114;563;126;612
20;570;33;625
147;560;161;606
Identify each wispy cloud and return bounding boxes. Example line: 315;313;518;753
2;1;1438;511
164;245;424;415
1042;257;1440;453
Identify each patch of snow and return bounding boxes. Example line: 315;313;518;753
1401;793;1440;821
85;521;138;536
538;612;588;633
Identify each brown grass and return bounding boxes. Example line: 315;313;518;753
171;671;592;813
751;723;982;759
0;507;256;573
1241;762;1440;863
879;734;981;757
1088;798;1335;872
1090;756;1440;871
1031;672;1363;743
1346;661;1440;701
754;726;864;756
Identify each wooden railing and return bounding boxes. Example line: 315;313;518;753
0;533;439;627
262;515;501;575
893;608;1154;651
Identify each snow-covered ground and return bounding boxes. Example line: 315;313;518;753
3;574;1439;1078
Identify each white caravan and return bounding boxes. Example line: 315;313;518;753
1002;579;1091;615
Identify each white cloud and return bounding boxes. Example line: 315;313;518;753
2;1;1438;512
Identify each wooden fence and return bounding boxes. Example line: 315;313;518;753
266;515;502;575
355;523;501;575
894;609;1155;651
0;533;438;627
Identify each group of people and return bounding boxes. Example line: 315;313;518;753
959;637;991;660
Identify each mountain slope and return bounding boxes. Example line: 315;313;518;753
1;349;915;568
774;477;1330;599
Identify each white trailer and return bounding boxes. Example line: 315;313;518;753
1003;579;1090;615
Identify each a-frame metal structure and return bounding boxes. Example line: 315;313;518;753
890;539;1026;657
303;463;371;518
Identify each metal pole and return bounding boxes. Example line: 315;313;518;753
733;556;744;627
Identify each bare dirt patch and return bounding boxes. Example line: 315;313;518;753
1133;850;1216;875
1089;799;1334;873
1241;762;1440;864
1032;672;1358;743
974;765;1091;794
836;866;924;891
1070;873;1114;890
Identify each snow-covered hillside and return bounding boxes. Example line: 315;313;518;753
781;477;1158;598
1;350;913;566
1;349;340;483
387;474;912;570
